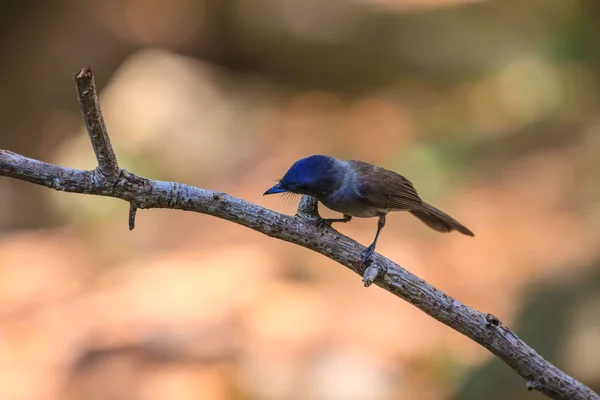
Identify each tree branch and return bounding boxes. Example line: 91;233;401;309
0;68;597;400
75;67;120;181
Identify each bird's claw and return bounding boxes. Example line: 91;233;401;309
360;245;376;267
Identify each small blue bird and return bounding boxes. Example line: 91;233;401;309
264;155;474;265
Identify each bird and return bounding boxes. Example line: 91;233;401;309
263;155;474;266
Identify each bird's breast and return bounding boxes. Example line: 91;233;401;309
319;194;382;218
314;162;385;217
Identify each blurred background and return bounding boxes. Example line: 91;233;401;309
1;0;600;399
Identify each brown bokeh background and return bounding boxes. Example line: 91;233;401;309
1;1;600;399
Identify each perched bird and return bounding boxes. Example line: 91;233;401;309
264;155;473;265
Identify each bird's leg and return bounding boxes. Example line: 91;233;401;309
317;214;352;231
360;213;386;266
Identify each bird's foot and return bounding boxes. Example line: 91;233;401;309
360;245;376;267
316;218;333;232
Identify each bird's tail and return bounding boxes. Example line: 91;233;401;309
410;202;474;236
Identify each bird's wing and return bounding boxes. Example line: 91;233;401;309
349;160;423;211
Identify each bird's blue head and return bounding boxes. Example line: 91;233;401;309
264;155;340;198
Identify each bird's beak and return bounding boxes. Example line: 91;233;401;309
263;182;287;195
